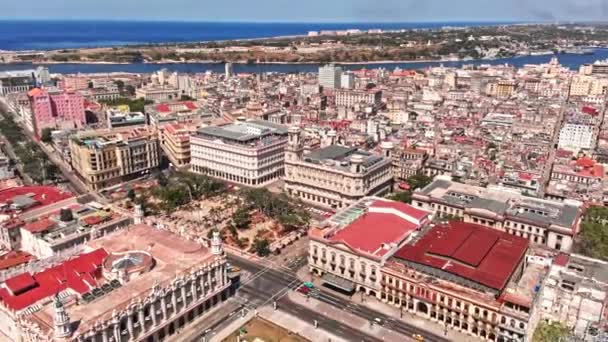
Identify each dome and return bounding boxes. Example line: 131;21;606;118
103;250;154;282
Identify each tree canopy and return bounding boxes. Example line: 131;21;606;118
40;128;53;143
241;188;310;232
253;238;271;257
577;206;608;261
533;321;569;342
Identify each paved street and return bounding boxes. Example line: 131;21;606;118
184;254;384;342
0;99;90;196
227;253;450;342
538;77;570;198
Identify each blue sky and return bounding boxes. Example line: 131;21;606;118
2;0;608;22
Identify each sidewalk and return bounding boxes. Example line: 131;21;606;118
257;305;348;342
298;267;476;342
362;297;478;342
209;309;256;342
287;291;413;342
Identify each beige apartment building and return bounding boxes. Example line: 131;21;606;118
335;88;382;108
160;122;198;168
411;176;583;252
284;127;393;210
190;120;289;187
70;128;160;190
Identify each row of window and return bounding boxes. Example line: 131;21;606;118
381;274;527;332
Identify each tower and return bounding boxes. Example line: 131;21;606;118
380;141;394;159
286;127;303;162
134;203;144;224
225;62;234;79
324;129;337;147
211;230;223;256
53;295;71;339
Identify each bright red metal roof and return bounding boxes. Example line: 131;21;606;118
327;201;429;258
0;186;72;212
393;222;528;291
5;273;36;294
0;248;108;311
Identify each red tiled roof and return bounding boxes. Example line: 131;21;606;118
576;157;595;168
155;104;171;112
0;186;72;212
0;248;108;311
393;222;528;291
554;253;570;267
27;88;43;97
82;215;107;226
22;218;56;233
183;101;197;110
582;106;598;115
518;172;533;181
556;149;574;158
0;251;33;271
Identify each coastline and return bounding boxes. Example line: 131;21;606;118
0;56;507;67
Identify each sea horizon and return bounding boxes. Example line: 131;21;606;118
0;20;526;51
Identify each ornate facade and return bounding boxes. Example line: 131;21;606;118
285;127;393;210
0;225;237;342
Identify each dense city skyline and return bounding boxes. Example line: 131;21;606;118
2;0;608;22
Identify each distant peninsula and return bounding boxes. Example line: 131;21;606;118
1;23;607;65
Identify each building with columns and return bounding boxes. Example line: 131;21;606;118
69;128;161;191
308;197;431;298
190;120;288;187
381;221;546;342
284;127;394;210
0;224;237;342
411;176;582;252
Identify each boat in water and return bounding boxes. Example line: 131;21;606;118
562;48;594;55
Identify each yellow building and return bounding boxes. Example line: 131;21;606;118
160;122;199;168
496;80;516;98
70;128;160;190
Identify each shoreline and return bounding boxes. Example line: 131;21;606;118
0;56;510;67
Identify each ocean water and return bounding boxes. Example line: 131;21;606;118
0;20;515;51
0;20;604;74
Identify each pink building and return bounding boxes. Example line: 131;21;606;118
28;88;85;136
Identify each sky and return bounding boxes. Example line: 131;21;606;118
2;0;608;22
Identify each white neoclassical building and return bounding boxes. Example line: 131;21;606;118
285;127;394;210
411;176;583;252
308;197;431;298
190;120;288;187
0;224;237;342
